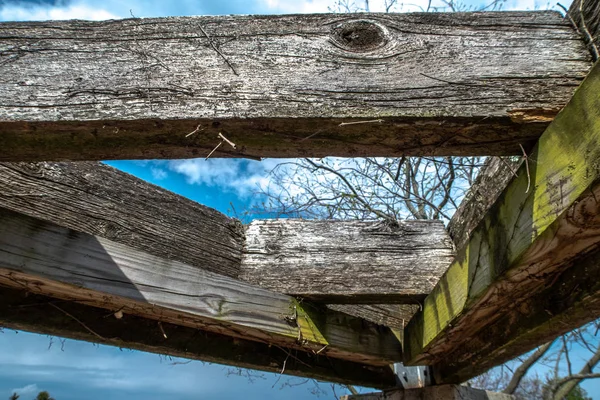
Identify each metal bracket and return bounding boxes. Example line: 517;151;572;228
393;363;433;389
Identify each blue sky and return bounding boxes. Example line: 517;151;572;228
0;0;591;399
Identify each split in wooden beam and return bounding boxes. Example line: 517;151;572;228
0;11;591;160
0;207;403;366
404;61;600;383
0;162;454;306
0;286;397;389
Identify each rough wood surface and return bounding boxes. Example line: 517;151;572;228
241;219;454;303
0;207;403;366
447;157;522;251
404;62;600;381
0;286;397;389
328;304;419;330
569;0;600;55
0;12;591;160
0;162;244;278
435;246;600;383
0;161;451;305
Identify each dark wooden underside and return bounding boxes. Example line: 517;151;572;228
0;286;397;389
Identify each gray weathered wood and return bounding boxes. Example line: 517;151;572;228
0;12;591;160
0;286;397;388
0;162;451;305
328;304;419;330
0;207;403;366
0;162;244;278
447;157;522;251
241;219;454;303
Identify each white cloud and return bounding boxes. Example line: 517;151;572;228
151;167;168;180
0;3;120;21
167;158;288;199
10;383;38;396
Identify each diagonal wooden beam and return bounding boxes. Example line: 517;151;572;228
0;11;591;160
404;61;600;382
0;286;397;389
0;162;453;305
0;206;403;366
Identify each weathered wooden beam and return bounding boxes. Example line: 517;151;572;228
241;219;454;303
0;161;245;278
404;62;600;381
0;286;397;389
0;162;453;304
435;247;600;383
0;12;591;160
0;207;403;366
447;156;522;251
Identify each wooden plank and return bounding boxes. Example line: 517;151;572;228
404;62;600;381
0;207;403;366
0;162;244;278
0;161;451;304
447;156;522;251
0;11;591;160
0;286;397;389
241;219;454;303
434;247;600;383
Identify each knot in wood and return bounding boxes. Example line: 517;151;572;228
330;20;388;53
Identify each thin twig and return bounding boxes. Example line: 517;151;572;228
186;124;203;137
339;119;383;126
198;25;239;75
158;321;168;339
49;303;105;340
519;144;531;194
557;3;581;35
205;140;223;160
218;132;237;149
271;352;291;388
579;0;599;61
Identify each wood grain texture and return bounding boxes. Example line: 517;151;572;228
0;12;591;160
0;286;397;388
241;219;454;303
447;157;522;251
0;162;244;278
435;246;600;383
0;207;403;366
569;0;600;53
404;62;600;380
0;161;453;305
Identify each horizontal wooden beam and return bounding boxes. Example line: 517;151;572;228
241;219;454;303
404;62;600;382
0;11;591;160
0;162;452;306
0;286;397;389
0;207;403;366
